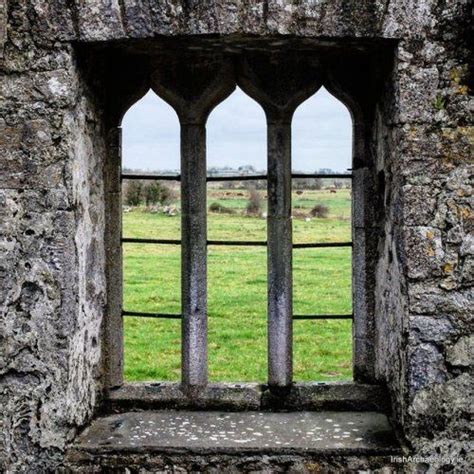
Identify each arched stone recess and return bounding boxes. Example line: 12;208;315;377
97;43;394;395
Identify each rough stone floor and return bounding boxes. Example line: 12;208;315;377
71;410;399;455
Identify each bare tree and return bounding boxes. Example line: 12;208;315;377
246;187;262;215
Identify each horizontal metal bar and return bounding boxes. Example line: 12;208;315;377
121;239;352;248
206;175;267;182
121;173;352;181
123;311;352;320
122;238;181;245
121;173;181;181
122;310;182;319
291;173;353;179
293;314;354;320
293;242;353;249
207;240;267;246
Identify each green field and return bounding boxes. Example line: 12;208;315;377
123;186;353;382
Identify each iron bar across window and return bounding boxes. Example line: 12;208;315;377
122;173;353;182
122;310;181;319
207;240;267;246
121;238;352;248
122;311;353;321
291;173;353;179
207;174;268;182
121;238;181;245
293;242;352;249
293;314;354;320
121;173;181;181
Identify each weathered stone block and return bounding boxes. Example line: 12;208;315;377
409;315;457;344
397;66;440;125
408;342;447;394
404;226;445;280
402;185;437;226
446;335;474;368
408;283;472;319
460;255;474;285
460;234;474;256
409;373;473;444
0;0;6;58
75;0;125;41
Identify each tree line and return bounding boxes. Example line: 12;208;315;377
123;180;177;207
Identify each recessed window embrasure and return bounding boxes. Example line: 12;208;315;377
103;50;380;400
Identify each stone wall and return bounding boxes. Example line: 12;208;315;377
0;1;472;471
373;3;473;469
0;2;107;469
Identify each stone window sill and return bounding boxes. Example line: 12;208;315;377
105;381;390;413
67;410;401;470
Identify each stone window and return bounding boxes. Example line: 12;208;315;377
118;80;354;386
100;43;392;406
4;2;471;470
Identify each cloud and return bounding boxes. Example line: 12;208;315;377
122;87;352;173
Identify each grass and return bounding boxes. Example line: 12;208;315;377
123;187;352;382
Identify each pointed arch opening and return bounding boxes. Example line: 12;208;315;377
121;90;182;382
292;86;352;173
121;89;180;173
206;87;268;381
291;86;354;381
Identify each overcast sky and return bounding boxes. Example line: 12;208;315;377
122;86;352;173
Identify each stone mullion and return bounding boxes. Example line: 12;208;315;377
238;53;322;390
104;126;123;388
180;123;208;389
267;120;293;387
150;55;235;393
